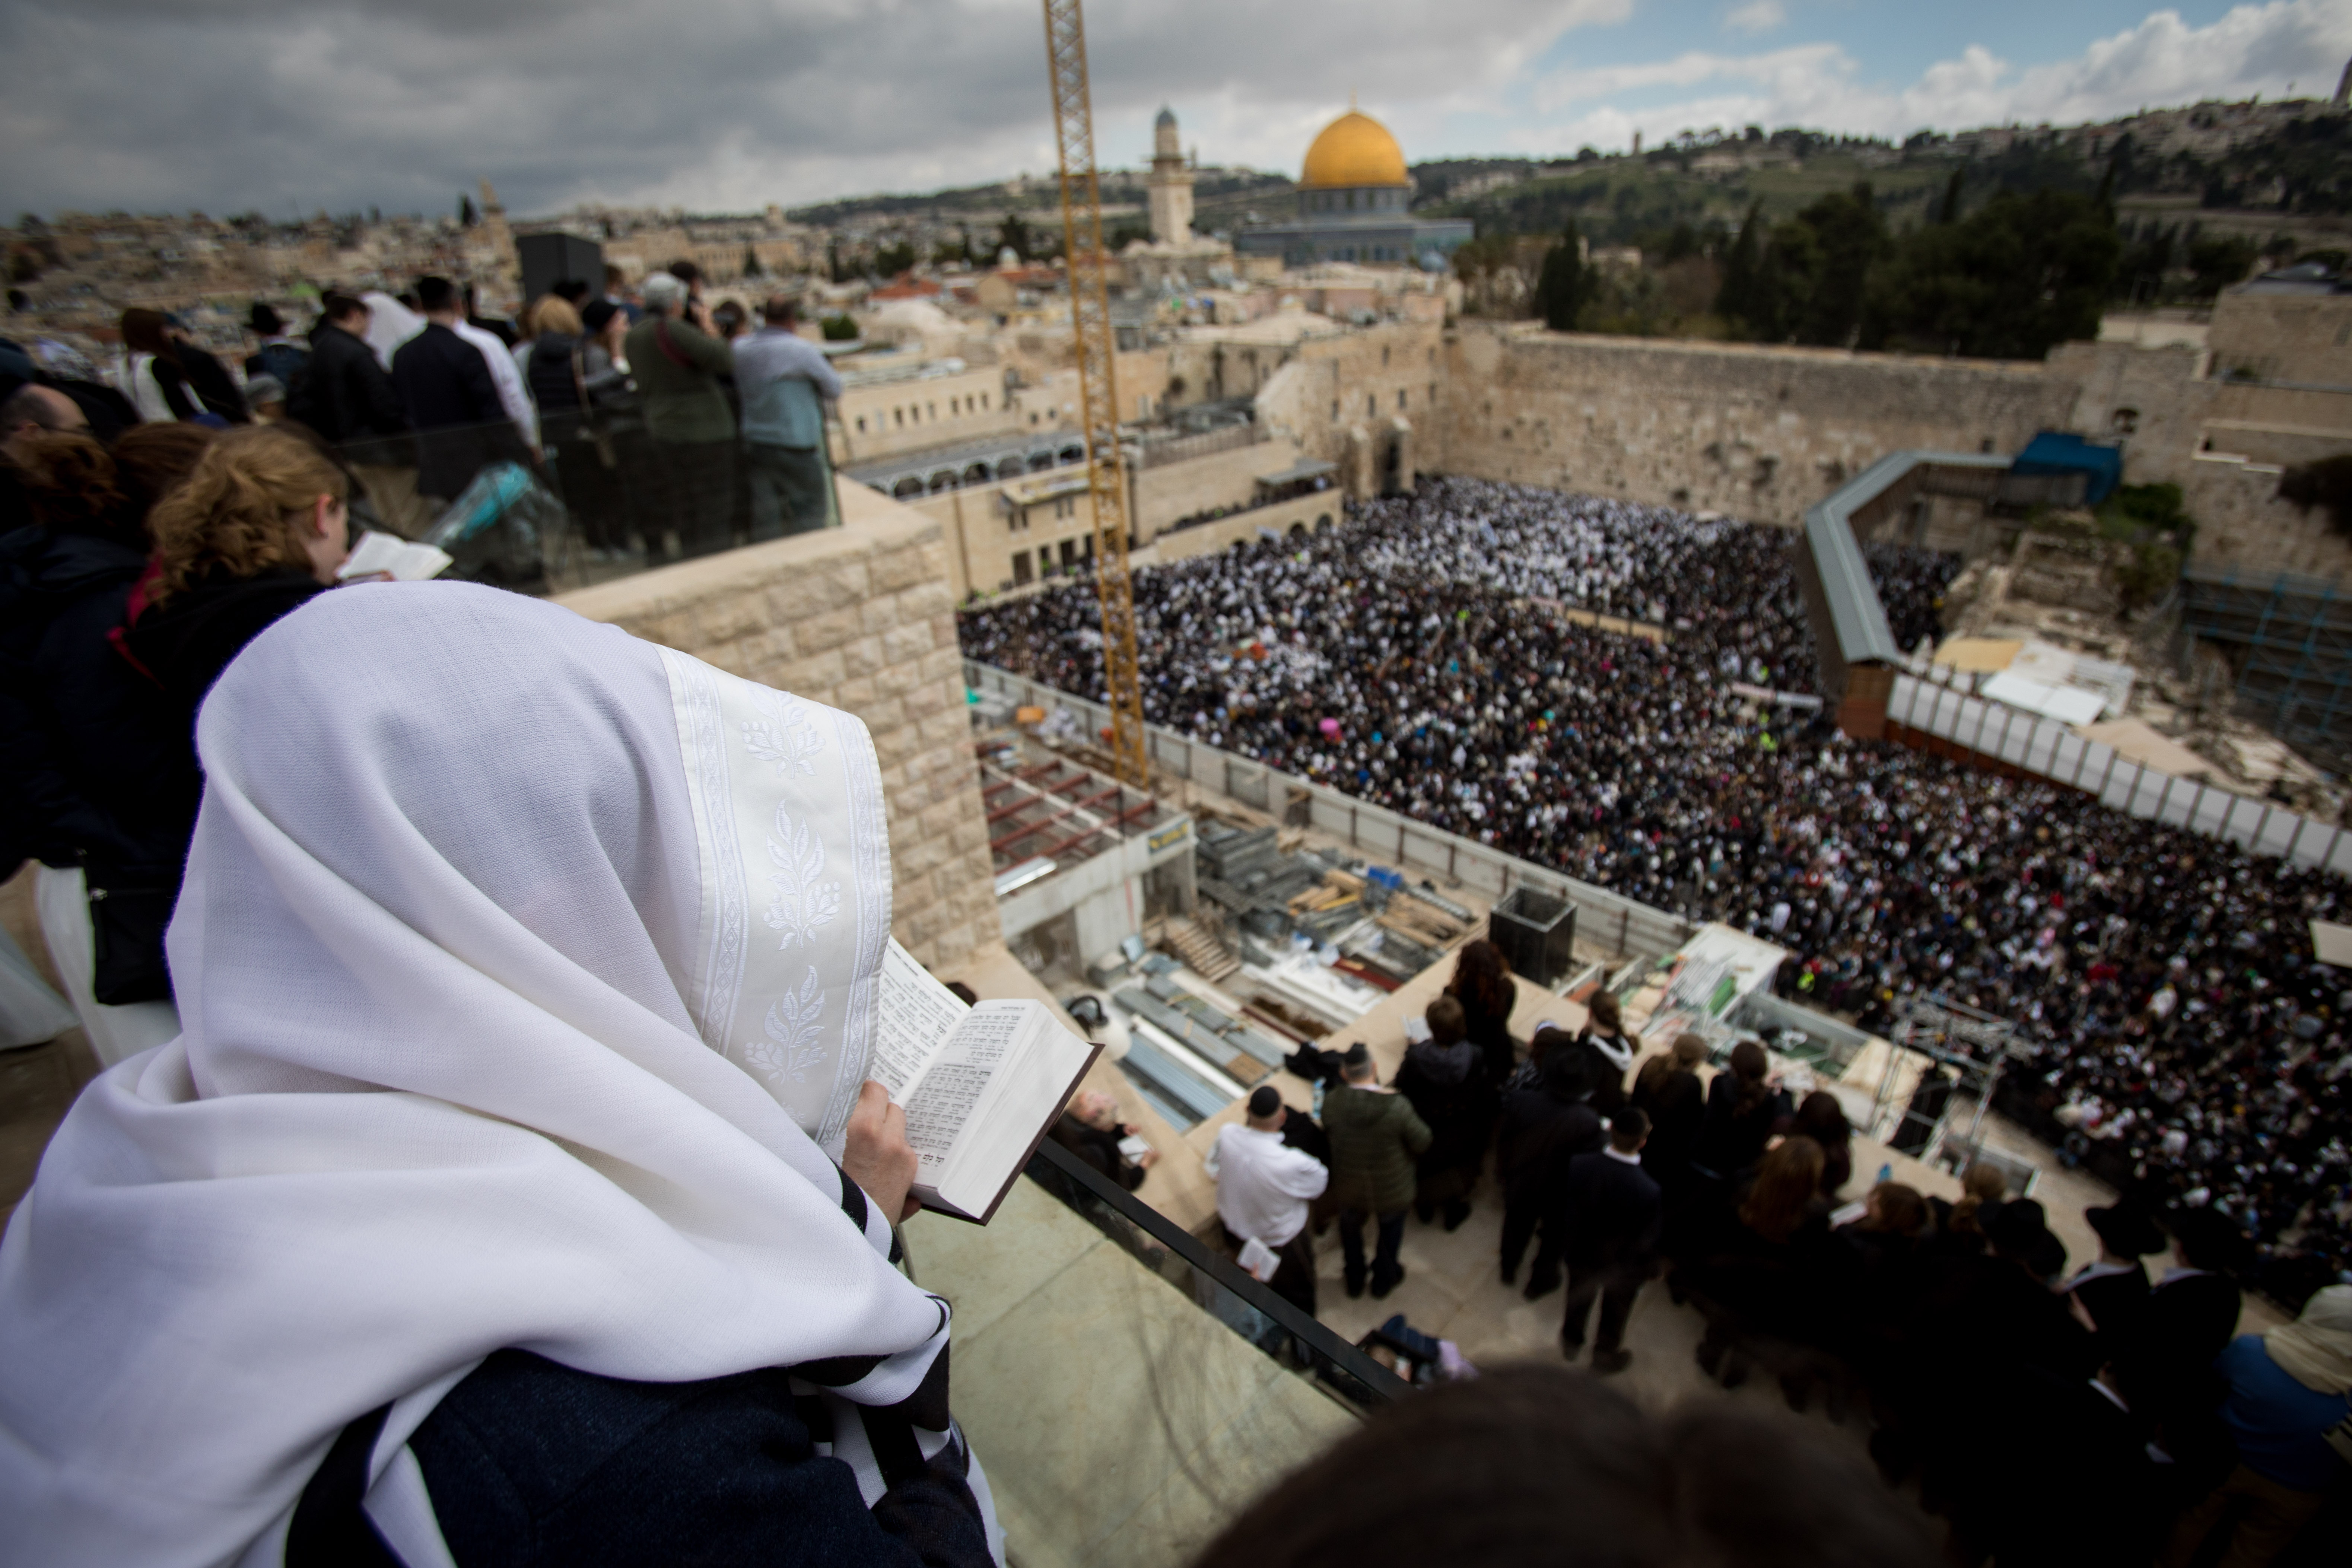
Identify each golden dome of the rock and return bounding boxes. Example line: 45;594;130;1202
1300;110;1408;189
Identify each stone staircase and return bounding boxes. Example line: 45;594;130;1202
1160;915;1240;983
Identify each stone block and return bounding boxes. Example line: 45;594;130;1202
697;592;769;646
797;606;862;655
870;544;927;593
842;634;889;680
826;562;873;604
882;621;936;667
833;675;879;711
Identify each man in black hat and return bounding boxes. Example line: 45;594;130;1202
243;302;308;398
1556;1108;1662;1373
1496;1040;1601;1294
1208;1086;1328;1318
2064;1204;2164;1341
2115;1206;2248;1454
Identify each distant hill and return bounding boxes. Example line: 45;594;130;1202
1414;106;2352;246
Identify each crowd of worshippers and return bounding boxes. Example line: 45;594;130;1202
959;478;2352;1286
3;264;843;570
1167;941;2352;1567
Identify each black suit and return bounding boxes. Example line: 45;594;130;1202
391;323;520;500
1558;1149;1662;1354
289;321;412;464
1496;1087;1601;1286
2063;1260;2150;1343
1965;1367;2169;1568
2132;1271;2241;1371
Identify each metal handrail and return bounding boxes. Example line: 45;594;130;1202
1023;1136;1411;1408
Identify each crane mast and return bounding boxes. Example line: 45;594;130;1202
1039;0;1149;788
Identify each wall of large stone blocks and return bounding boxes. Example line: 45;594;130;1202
1128;435;1308;536
2187;455;2352;579
1256;321;1447;489
556;484;1001;971
1429;323;2078;526
2207;288;2352;386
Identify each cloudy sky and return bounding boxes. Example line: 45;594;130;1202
4;0;2348;220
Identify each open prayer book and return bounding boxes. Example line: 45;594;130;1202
337;529;452;583
869;939;1103;1224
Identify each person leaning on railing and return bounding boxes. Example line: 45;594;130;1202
734;293;843;541
623;273;737;563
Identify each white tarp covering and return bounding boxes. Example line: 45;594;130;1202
1981;670;2108;726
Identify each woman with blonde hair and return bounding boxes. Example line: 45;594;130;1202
125;424;349;725
526;293;633;559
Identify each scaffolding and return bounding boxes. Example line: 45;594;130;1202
1868;995;2025;1177
2181;566;2352;774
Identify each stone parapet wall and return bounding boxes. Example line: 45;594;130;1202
557;482;1000;970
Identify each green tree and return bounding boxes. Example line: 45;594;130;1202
1532;220;1593;331
872;240;916;277
741;245;765;278
1780;183;1886;347
997;211;1032;261
820;313;860;342
1863;188;2119;359
2186;233;2260;298
1713;200;1766;333
458;193;477;227
1937;168;1964;225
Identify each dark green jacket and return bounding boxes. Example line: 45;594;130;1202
1323;1084;1432;1214
622;314;734;443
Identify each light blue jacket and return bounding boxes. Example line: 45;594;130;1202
735;327;844;449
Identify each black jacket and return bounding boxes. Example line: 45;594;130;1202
1629;1063;1705;1184
1048;1114;1145;1190
392;324;523;500
1560;1149;1662;1267
1694;1074;1791;1179
2065;1262;2151;1342
2124;1271;2241;1379
175;342;251;424
1496;1080;1603;1202
124;566;325;739
0;521;190;880
290;321;413;463
289;1350;991;1568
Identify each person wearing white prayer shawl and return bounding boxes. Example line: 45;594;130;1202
0;581;1002;1568
1208;1085;1329;1319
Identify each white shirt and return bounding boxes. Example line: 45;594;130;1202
1211;1124;1328;1248
452;318;539;450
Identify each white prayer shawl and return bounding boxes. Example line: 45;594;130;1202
0;583;959;1566
358;290;424;370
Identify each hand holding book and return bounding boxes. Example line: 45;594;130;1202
867;939;1105;1223
842;1081;921;1224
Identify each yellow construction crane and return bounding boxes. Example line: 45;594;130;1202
1040;0;1149;788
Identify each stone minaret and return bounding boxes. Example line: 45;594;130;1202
1147;106;1195;245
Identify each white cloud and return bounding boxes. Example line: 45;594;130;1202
1523;0;2352;154
0;0;1631;217
1724;1;1785;35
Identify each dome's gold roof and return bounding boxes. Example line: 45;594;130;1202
1300;110;1408;189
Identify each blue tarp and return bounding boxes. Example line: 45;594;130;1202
2011;431;2123;506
